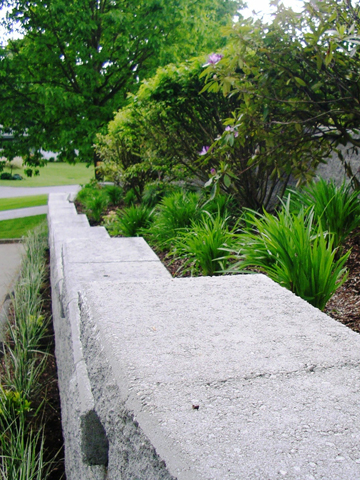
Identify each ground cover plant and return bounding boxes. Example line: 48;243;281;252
0;215;47;240
0;195;48;212
0;223;62;479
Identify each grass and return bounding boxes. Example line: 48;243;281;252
0;162;93;187
0;215;47;239
0;195;48;212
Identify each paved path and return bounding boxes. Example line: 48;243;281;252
0;205;48;220
0;185;80;337
0;184;80;220
0;185;80;198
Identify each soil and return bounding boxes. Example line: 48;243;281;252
323;228;360;333
40;252;65;480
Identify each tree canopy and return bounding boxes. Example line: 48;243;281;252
0;0;242;167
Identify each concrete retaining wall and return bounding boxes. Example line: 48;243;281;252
49;193;360;480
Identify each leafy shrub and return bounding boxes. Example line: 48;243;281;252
285;178;360;249
172;211;237;276
142;182;179;207
149;191;201;248
0;172;13;180
114;205;154;237
231;200;350;310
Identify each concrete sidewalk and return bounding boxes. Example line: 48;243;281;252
0;185;81;198
0;205;48;220
0;242;24;309
0;242;24;345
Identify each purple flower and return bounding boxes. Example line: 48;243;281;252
208;53;223;65
199;146;210;156
210;168;216;175
224;125;239;138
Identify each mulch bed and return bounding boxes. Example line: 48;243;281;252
324;228;360;333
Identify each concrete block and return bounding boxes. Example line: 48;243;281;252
80;275;360;480
64;237;162;263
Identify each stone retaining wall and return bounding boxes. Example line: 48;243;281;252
49;193;360;480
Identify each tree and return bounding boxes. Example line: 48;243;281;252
201;0;360;189
0;0;242;172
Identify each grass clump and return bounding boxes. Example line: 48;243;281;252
285;178;360;250
231;199;350;310
0;223;57;479
172;211;237;276
111;205;154;237
147;190;201;248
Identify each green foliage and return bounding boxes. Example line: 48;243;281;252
111;205;154;237
0;389;31;419
76;183;110;223
231;201;350;310
0;224;53;479
148;191;201;248
285;178;360;249
172;211;237;276
96;57;238;199
202;0;360;191
0;0;242;169
104;185;123;207
142;182;178;208
124;188;138;207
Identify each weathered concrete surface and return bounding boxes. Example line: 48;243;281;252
49;192;360;480
48;193;171;479
80;276;360;480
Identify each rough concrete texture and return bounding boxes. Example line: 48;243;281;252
48;193;171;479
80;276;360;480
49;193;360;480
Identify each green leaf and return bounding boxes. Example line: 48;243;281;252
223;174;231;187
294;77;307;87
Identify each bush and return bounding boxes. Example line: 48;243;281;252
231;200;350;310
172;211;237;276
0;172;13;180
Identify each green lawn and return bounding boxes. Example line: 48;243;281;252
0;162;94;187
0;215;47;239
0;195;48;211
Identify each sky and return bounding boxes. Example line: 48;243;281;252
242;0;304;20
0;0;305;44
